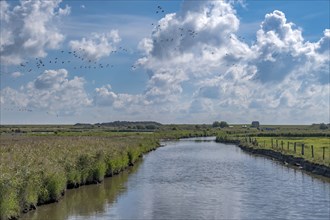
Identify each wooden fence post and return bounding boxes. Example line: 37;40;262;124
281;141;284;150
311;145;314;158
287;142;289;151
276;139;278;148
271;139;273;148
301;143;304;155
322;147;326;160
294;142;296;153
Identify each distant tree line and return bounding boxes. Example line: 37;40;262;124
319;123;329;130
74;121;162;130
212;121;229;128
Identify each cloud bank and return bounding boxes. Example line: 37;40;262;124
1;69;91;115
132;1;329;123
0;0;70;65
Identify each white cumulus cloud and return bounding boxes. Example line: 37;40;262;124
0;69;92;114
135;0;252;105
69;30;121;61
133;0;329;124
0;0;70;65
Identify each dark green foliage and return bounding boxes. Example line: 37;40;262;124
320;123;328;130
212;121;221;127
213;121;228;128
145;124;157;130
219;121;229;128
136;125;145;130
95;121;161;129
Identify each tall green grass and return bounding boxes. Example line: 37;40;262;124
0;134;159;219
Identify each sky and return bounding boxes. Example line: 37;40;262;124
0;0;329;125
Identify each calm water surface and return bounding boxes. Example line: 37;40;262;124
23;137;330;219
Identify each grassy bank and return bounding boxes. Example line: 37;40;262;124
0;133;159;219
216;132;330;167
249;137;329;165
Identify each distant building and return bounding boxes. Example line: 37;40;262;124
251;121;260;128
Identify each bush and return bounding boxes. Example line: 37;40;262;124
219;121;229;128
212;121;220;127
320;123;328;130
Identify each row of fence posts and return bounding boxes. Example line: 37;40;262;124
244;136;328;160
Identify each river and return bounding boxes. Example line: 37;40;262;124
22;137;330;219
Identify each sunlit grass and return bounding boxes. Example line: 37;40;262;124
217;134;330;166
0;134;159;219
251;137;330;166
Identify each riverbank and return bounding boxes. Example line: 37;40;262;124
238;144;330;178
215;138;330;178
0;134;160;220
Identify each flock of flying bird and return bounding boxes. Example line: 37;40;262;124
4;5;248;116
16;46;131;74
14;5;167;75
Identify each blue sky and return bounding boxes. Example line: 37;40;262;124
0;0;329;124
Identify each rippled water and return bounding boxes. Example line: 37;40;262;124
23;137;330;220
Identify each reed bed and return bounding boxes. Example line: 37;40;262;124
0;134;158;219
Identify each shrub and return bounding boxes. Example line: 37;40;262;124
320;123;328;130
219;121;229;128
212;121;220;127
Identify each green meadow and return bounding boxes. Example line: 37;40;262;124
239;137;330;166
215;124;330;166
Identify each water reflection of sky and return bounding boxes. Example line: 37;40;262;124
104;140;329;220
